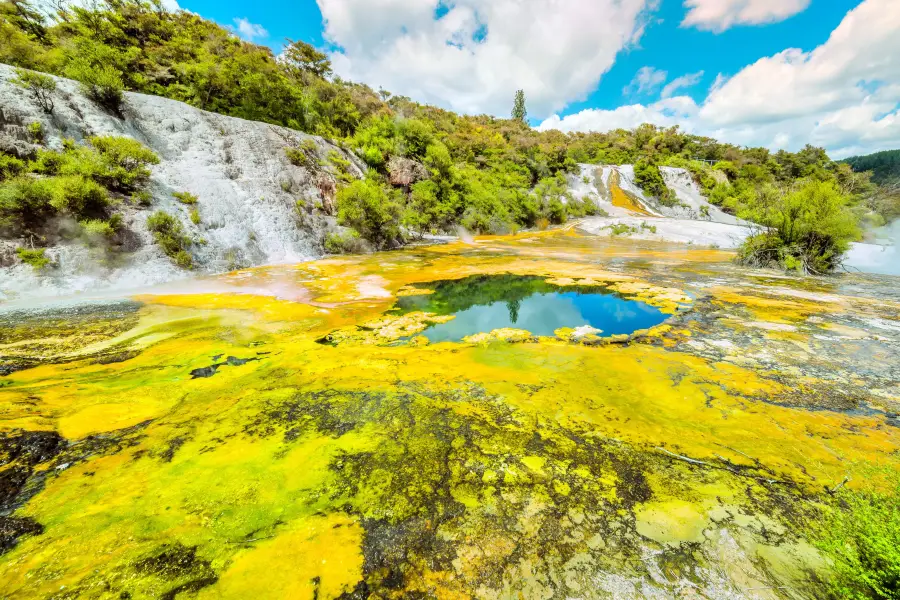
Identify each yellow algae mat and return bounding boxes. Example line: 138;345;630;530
1;232;898;599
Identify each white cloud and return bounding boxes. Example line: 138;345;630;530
539;96;699;133
232;17;268;41
624;66;668;96
682;0;810;32
540;0;900;158
661;71;704;98
318;0;655;118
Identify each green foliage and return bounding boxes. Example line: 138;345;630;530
146;210;192;268
189;208;201;225
607;223;637;236
80;218;115;246
512;90;527;122
633;161;676;206
0;154;26;180
843;149;900;185
16;247;49;270
282;39;332;79
27;120;44;143
49;175;110;218
132;190;152;207
0;177;56;234
736;180;860;273
88;136;159;191
327;150;355;182
336;178;402;249
13;67;55;113
815;469;900;600
324;229;365;254
173;191;198;205
65;59;124;111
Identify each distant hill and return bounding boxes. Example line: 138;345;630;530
842;149;900;184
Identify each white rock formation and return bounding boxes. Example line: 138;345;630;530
0;64;363;301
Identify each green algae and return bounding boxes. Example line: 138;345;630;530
0;231;898;599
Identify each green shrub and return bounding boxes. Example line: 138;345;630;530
324;229;365;254
815;469;900;600
80;218;115;245
607;223;637;236
286;147;313;168
736;181;860;274
132;190;152;206
327;150;355;182
146;210;193;268
65;60;124;111
534;174;571;224
173;191;198;205
88;137;159;191
634;161;676;206
336;178;402;249
0;154;26;181
0;177;56;234
27;121;45;144
13;68;56;113
49;176;110;218
189;208;201;225
16;247;50;270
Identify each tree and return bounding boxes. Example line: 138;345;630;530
512;90;527;122
282;39;332;79
13;68;56;113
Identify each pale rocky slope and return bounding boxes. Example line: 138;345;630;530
0;64;363;301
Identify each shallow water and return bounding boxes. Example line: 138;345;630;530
394;274;669;342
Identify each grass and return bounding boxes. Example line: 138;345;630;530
173;191;198;205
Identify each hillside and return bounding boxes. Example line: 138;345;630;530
0;64;363;299
843;148;900;184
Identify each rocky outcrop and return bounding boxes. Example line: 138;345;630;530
387;156;428;188
0;64;364;301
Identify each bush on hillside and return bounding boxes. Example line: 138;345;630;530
146;210;193;268
173;191;198;205
0;177;56;234
49;176;110;219
13;68;56;113
736;180;859;274
634;161;676;207
336;178;403;249
88;137;159;191
16;247;50;270
324;230;366;254
0;155;26;180
65;60;124;111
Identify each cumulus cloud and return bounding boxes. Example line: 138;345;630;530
623;67;668;97
232;17;268;41
540;0;900;158
317;0;654;118
682;0;810;32
539;96;699;133
661;71;704;98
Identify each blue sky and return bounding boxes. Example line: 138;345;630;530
176;0;899;157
